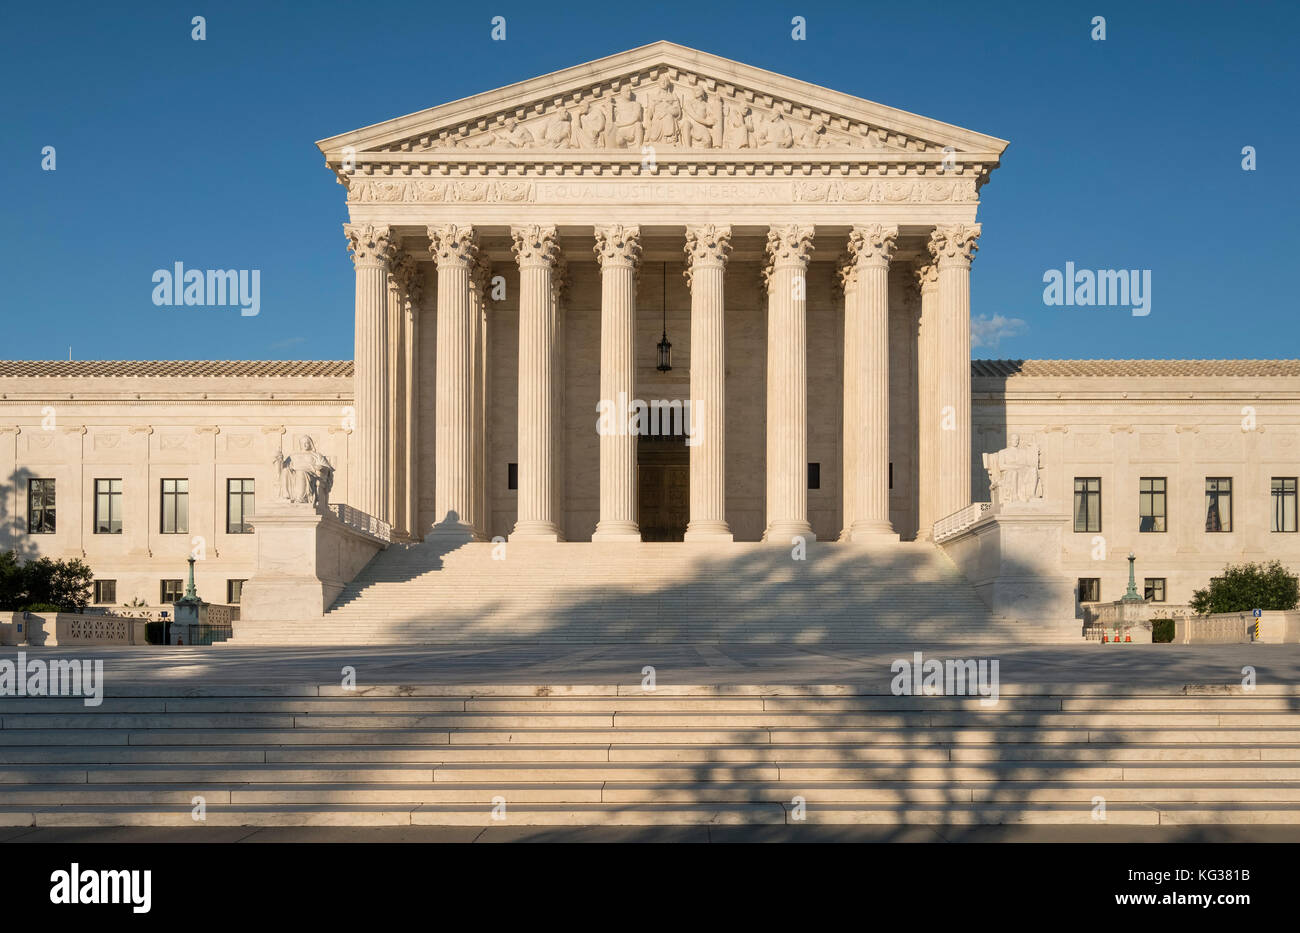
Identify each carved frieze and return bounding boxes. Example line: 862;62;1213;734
408;70;911;155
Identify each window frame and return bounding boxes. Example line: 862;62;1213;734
26;478;56;534
1138;476;1167;533
160;579;185;604
1073;477;1102;533
1144;577;1167;603
160;477;190;535
226;478;255;534
227;579;246;605
93;580;116;605
1272;477;1298;533
1077;578;1101;603
1205;476;1233;533
94;478;123;535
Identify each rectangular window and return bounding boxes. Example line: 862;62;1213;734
160;478;190;534
507;463;518;491
27;478;56;534
1077;578;1100;603
1272;477;1297;533
227;478;255;534
93;580;116;605
160;579;185;604
1144;577;1166;603
807;462;821;490
227;579;246;604
1138;477;1166;532
94;478;123;534
1205;477;1233;532
1073;477;1101;533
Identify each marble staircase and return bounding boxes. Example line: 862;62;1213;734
228;540;1080;645
2;683;1299;826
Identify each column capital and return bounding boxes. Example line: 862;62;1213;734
428;224;479;270
593;224;642;270
392;254;424;309
928;223;981;268
470;256;493;302
765;224;815;270
344;223;399;270
847;223;898;270
684;224;732;267
914;258;940;292
833;252;857;296
511;224;562;269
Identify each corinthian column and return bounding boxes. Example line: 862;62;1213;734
683;224;733;543
762;224;816;542
428;224;478;539
914;259;940;540
836;252;858;540
847;224;899;541
592;224;642;542
395;255;424;539
344;223;397;523
510;225;563;541
929;223;981;520
470;258;491;540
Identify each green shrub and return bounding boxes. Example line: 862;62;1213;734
1151;618;1175;643
18;603;65;614
1189;561;1299;614
0;551;94;611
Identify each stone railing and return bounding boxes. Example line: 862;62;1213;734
932;502;993;543
332;503;392;543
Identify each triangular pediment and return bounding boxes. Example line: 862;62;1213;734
317;42;1008;163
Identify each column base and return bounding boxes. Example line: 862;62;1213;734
510;520;563;543
762;521;816;543
424;521;480;545
592;521;642;543
685;520;733;543
848;520;899;544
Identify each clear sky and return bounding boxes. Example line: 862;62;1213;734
2;0;1296;362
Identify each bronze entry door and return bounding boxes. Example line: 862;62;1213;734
638;436;689;542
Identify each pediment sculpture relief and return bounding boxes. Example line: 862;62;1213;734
430;73;913;153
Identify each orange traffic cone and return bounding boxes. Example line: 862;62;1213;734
1124;631;1132;642
1101;631;1108;643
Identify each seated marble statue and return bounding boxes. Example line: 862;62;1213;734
274;435;334;507
983;433;1043;504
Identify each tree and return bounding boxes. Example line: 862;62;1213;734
1190;561;1300;614
0;551;94;612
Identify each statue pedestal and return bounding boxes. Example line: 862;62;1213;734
938;505;1079;636
239;501;387;624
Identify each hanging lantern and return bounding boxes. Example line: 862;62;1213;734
656;263;673;373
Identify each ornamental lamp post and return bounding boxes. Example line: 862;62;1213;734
1122;550;1142;603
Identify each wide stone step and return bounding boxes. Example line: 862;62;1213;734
9;801;1300;826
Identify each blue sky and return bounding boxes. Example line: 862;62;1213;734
2;0;1296;361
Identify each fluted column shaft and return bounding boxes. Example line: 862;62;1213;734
837;256;858;539
683;225;733;542
386;260;408;537
510;226;563;541
593;225;641;541
344;224;396;523
763;225;816;542
398;257;423;539
470;260;490;540
428;225;478;538
915;260;940;539
930;224;981;520
848;224;898;540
